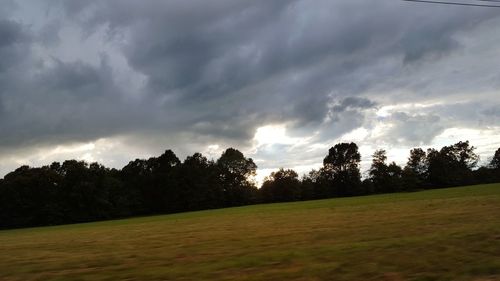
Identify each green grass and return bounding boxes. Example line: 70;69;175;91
1;184;500;281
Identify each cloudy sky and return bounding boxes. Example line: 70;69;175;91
1;0;500;183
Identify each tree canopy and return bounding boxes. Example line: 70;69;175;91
0;141;498;229
322;142;362;196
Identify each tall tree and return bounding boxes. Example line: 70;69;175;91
369;149;389;193
490;148;500;170
387;162;404;192
149;150;181;213
322;142;362;196
369;150;404;193
121;158;153;214
217;148;258;206
406;148;427;178
403;148;428;189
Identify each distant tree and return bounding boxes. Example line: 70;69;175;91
58;160;119;222
301;169;329;199
217;148;257;181
260;168;302;203
406;148;427;179
322;142;362;196
102;167;130;217
361;178;375;194
299;173;315;200
491;148;500;170
0;166;63;228
177;153;222;211
150;150;181;174
445;141;479;170
120;150;181;214
427;141;479;187
2;142;498;230
473;166;498;184
149;150;181;213
323;143;362;173
472;147;500;184
121;158;153;214
387;162;404;192
217;148;258;206
369;149;389;193
403;148;428;190
368;150;405;193
425;148;443;187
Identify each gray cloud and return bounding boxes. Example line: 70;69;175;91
379;112;445;146
1;0;500;176
0;19;30;72
332;97;378;113
37;19;61;47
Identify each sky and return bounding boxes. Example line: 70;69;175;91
1;0;499;184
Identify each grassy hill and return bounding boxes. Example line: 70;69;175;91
1;183;499;281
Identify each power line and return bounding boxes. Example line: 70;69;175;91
403;0;500;7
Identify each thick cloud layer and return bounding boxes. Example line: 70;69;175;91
1;0;500;179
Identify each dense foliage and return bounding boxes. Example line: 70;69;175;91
1;142;499;229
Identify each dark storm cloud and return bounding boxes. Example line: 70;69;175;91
303;96;378;142
0;19;23;47
332;97;378;113
0;58;127;149
0;19;29;71
60;0;495;141
0;18;30;127
1;0;500;175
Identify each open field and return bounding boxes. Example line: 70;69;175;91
0;184;499;281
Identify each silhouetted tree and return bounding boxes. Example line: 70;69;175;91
260;168;302;203
387;162;404;192
403;148;427;190
369;149;389;193
427;141;479;187
1;142;498;230
473;166;497;184
176;153;222;211
301;169;329;199
491;148;500;170
120;150;182;214
322;142;362;196
149;150;182;213
0;166;63;228
474;147;500;184
425;148;444;187
361;178;375;194
217;148;258;206
368;150;405;193
121;158;153;214
57;161;119;222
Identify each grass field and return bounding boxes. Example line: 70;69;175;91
1;184;499;281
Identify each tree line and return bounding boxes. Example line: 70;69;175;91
1;142;499;229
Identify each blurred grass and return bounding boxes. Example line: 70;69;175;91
0;183;499;281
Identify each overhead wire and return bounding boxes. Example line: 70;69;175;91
403;0;500;7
